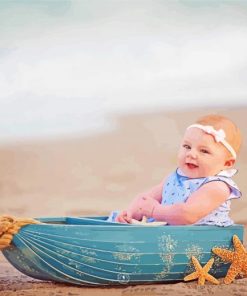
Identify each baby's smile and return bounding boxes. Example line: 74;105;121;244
186;163;199;169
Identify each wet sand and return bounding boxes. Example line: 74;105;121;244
0;107;247;295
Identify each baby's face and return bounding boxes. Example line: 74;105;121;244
177;127;232;178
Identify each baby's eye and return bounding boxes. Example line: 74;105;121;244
201;149;210;154
183;144;191;150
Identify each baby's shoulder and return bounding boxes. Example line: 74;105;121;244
202;170;238;187
199;171;241;200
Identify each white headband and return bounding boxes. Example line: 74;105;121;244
187;124;237;159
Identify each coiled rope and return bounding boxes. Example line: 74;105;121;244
0;215;40;250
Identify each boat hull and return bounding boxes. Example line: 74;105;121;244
2;217;244;286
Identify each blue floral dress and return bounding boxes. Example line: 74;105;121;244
162;168;241;226
108;168;241;226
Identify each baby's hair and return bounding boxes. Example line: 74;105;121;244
195;114;242;156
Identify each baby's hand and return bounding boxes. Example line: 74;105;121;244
126;196;160;219
127;197;145;221
137;196;160;218
115;197;160;223
115;210;132;223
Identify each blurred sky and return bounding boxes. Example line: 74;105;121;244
0;0;247;142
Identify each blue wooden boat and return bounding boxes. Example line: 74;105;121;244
1;216;244;286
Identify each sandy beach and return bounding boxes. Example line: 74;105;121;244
0;107;247;295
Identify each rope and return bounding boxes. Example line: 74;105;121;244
0;215;40;250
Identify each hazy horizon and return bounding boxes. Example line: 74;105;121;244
1;0;247;142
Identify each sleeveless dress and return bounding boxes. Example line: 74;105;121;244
107;168;241;226
161;168;241;226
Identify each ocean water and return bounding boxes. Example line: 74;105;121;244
0;1;247;143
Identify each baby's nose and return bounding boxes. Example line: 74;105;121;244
187;149;197;158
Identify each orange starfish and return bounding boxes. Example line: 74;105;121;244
212;234;247;284
184;256;219;285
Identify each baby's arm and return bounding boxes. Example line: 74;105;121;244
182;181;231;223
115;176;167;222
141;181;230;225
132;178;166;203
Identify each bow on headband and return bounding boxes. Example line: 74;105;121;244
187;124;236;159
200;125;226;143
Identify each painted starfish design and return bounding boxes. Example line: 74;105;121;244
212;234;247;284
184;256;219;285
